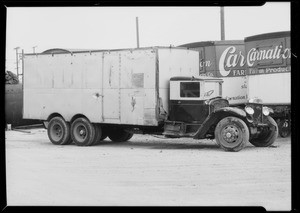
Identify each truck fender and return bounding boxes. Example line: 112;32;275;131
193;107;247;139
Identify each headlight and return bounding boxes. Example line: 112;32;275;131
245;106;254;115
262;107;273;116
248;98;263;104
263;107;270;116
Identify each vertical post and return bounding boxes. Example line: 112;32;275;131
14;47;20;77
21;49;24;81
220;7;225;41
136;17;140;48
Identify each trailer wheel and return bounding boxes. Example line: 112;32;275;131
108;128;132;142
90;124;102;145
126;133;134;141
215;116;249;152
249;116;278;147
47;117;72;145
100;132;108;141
278;119;291;138
71;118;96;146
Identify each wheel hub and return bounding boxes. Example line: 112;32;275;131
222;126;239;143
79;129;85;136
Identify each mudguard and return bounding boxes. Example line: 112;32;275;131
193;107;247;139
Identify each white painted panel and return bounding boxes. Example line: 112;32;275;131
103;89;120;120
120;89;145;125
120;88;157;126
120;49;156;89
103;51;120;89
247;73;290;105
23;88;103;122
24;52;103;122
24;55;54;89
158;49;199;89
204;81;221;100
158;48;199;112
221;76;248;105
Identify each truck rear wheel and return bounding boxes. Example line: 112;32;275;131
250;116;278;147
47;116;72;145
215;116;249;152
90;124;102;145
108;128;133;142
71;118;96;146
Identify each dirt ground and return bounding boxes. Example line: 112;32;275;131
5;128;291;210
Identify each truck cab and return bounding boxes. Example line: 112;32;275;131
169;76;224;122
163;76;278;152
164;76;227;137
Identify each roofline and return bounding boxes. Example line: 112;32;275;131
178;40;244;48
244;31;290;42
170;76;223;82
24;46;192;56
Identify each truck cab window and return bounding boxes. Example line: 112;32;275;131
180;82;200;97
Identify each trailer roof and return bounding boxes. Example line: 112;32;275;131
25;46;190;56
244;31;290;42
170;76;223;82
178;40;244;48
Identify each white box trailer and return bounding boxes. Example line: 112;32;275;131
244;31;291;137
23;47;200;127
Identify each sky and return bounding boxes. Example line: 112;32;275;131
6;2;291;74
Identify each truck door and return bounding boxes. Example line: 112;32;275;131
169;79;209;124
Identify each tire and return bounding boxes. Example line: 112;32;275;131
100;133;108;141
278;119;291;138
47;116;72;145
249;116;278;147
71;117;96;146
215;116;249;152
108;128;132;142
125;133;134;141
90;124;102;145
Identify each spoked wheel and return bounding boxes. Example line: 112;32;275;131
108;128;133;142
249;116;278;147
215;116;249;152
47;116;72;145
71;118;96;146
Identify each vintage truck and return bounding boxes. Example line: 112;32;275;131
23;47;278;151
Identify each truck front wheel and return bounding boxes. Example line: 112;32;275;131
108;128;133;142
215;116;249;152
249;116;278;147
71;118;96;146
47;116;72;145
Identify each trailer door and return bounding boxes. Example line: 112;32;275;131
102;52;121;122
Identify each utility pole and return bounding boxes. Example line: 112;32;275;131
32;45;37;53
220;7;225;40
136;17;140;48
14;47;20;77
